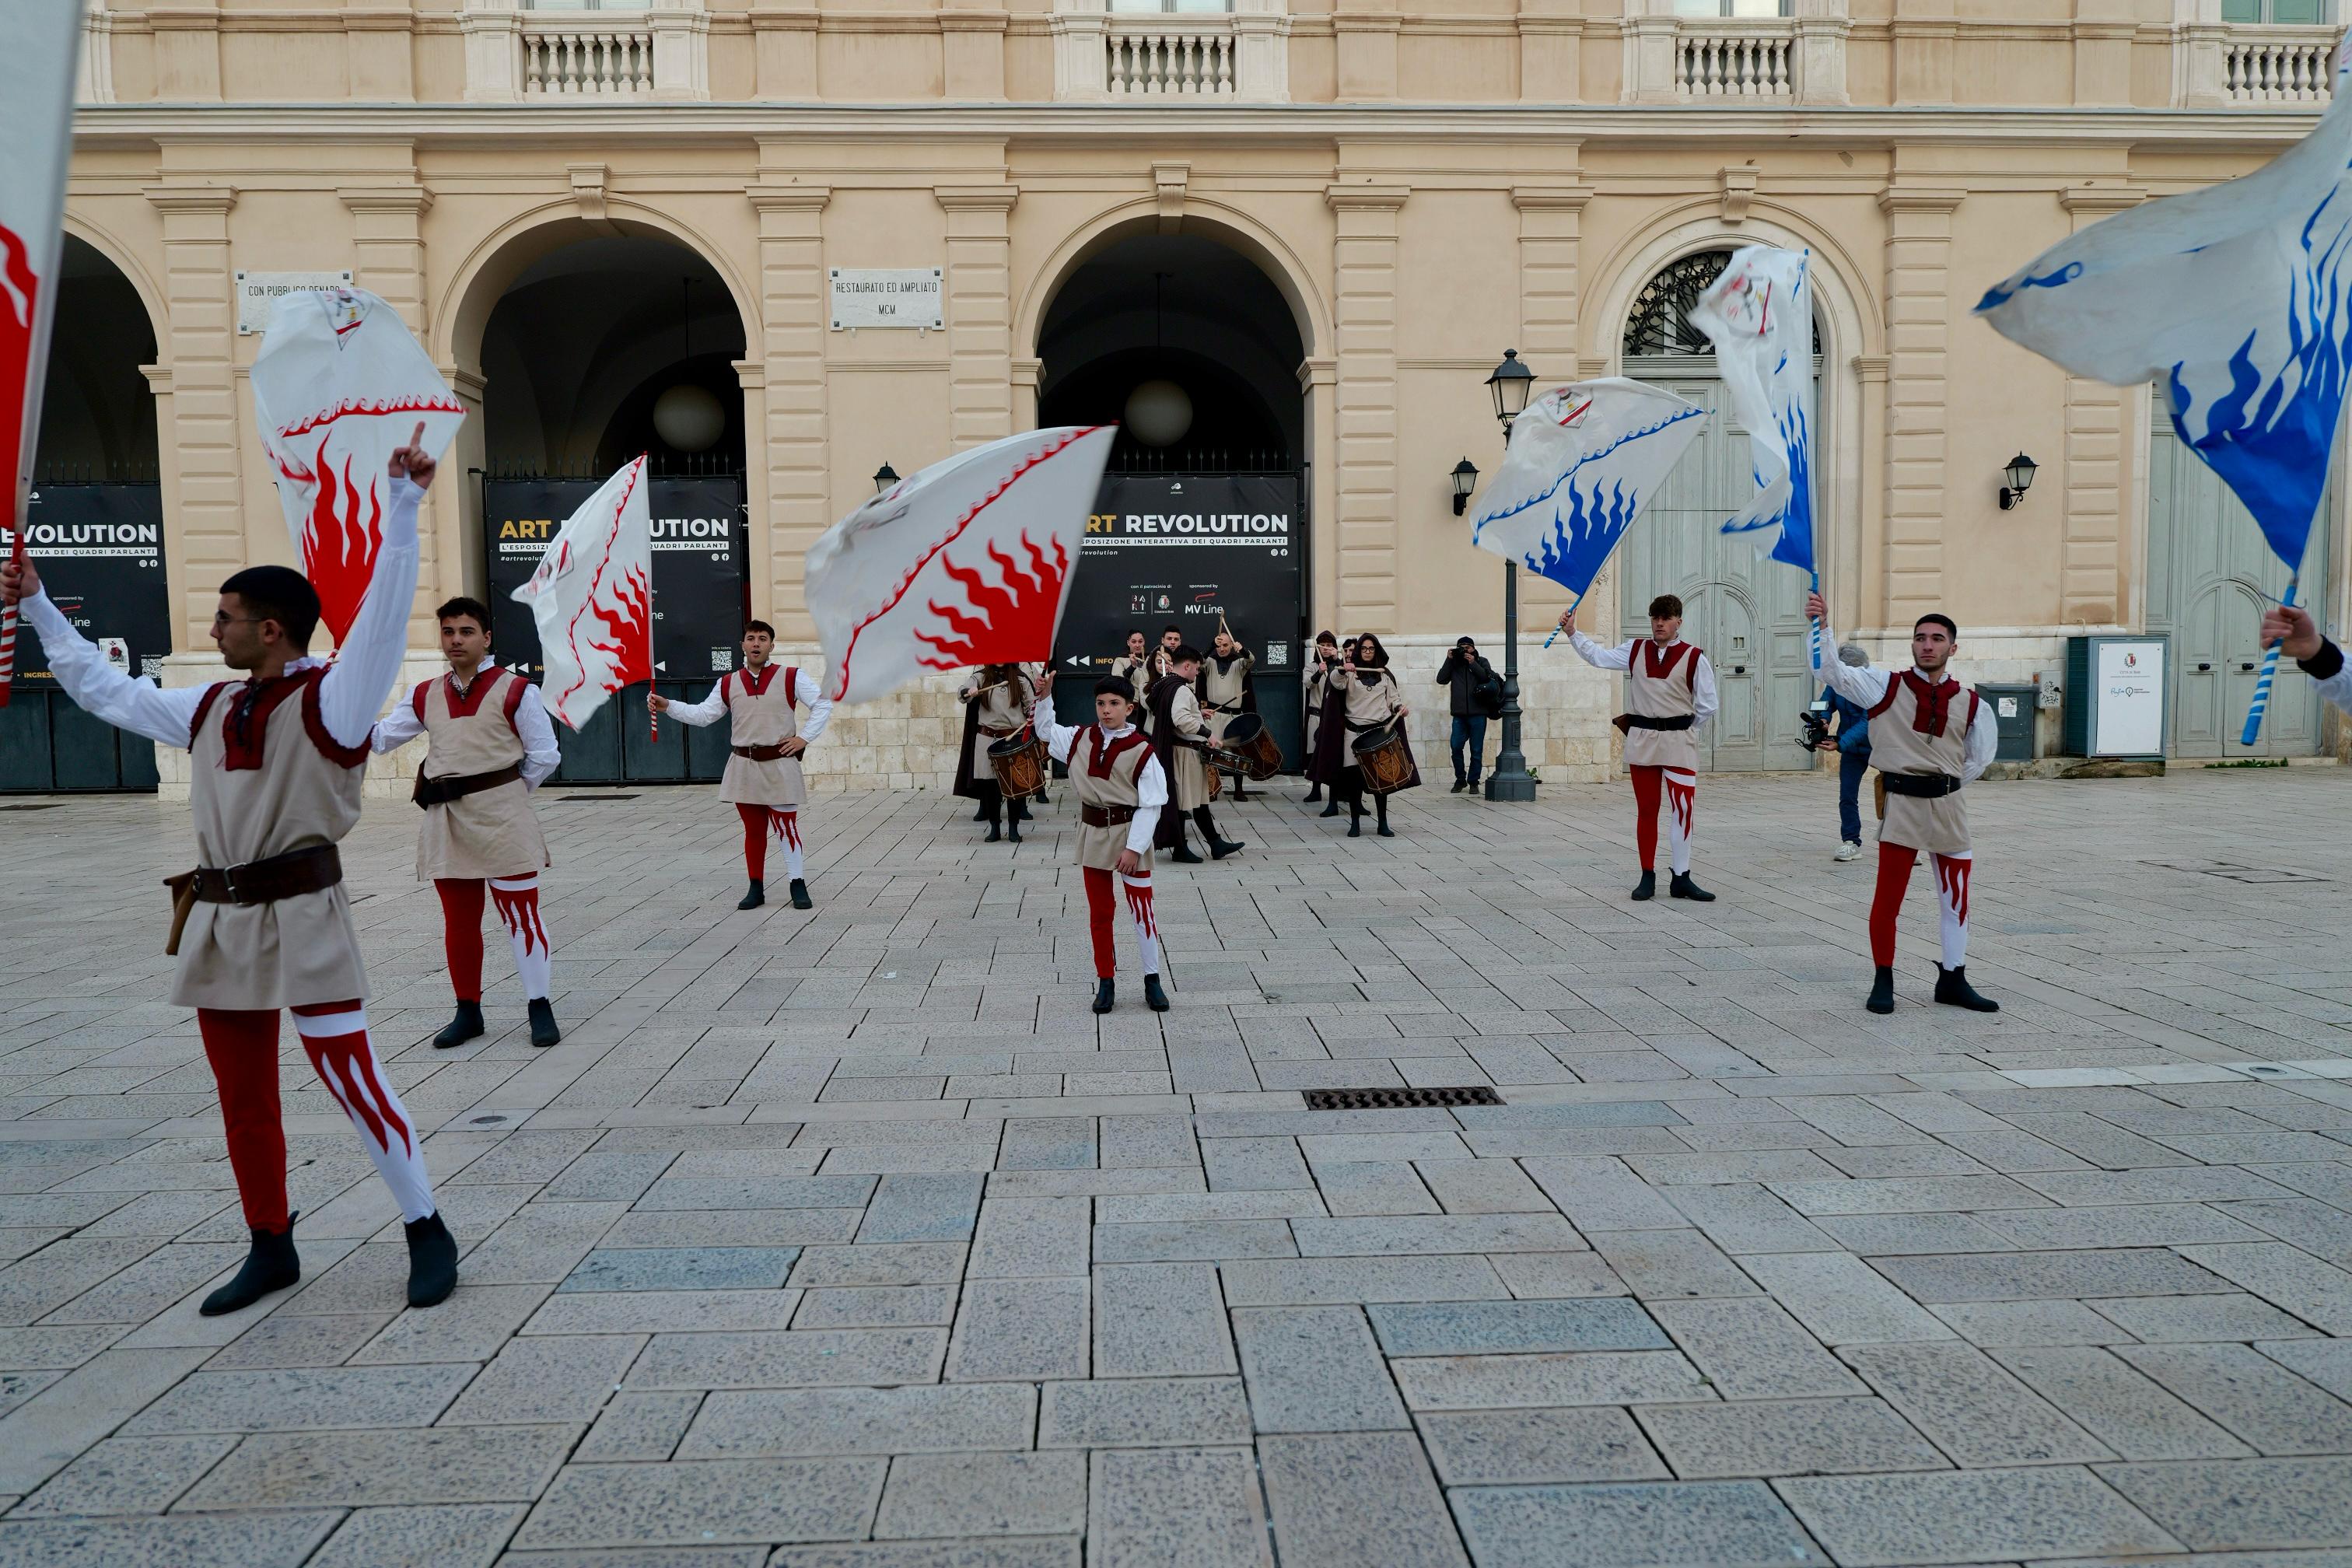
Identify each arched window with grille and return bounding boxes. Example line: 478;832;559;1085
1622;249;1821;365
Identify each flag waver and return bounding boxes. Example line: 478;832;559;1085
807;425;1115;707
512;457;653;732
1976;37;2352;743
1469;378;1704;611
251;288;465;648
0;9;84;709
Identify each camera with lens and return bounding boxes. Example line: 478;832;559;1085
1797;698;1833;751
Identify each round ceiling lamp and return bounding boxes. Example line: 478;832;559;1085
653;383;725;453
1124;379;1193;448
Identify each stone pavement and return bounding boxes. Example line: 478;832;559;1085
5;765;2352;1566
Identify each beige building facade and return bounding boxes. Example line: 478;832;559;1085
27;0;2347;797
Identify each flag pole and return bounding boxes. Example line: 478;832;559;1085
0;518;23;709
2242;572;2296;747
1541;589;1581;650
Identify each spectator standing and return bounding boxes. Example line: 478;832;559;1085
1436;636;1500;793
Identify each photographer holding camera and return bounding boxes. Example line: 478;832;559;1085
1813;643;1874;862
1436;636;1503;793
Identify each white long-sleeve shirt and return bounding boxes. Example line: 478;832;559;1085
20;475;424;752
1032;692;1165;858
1811;621;1998;783
663;663;835;744
1568;632;1720;730
2300;641;2352;716
368;657;562;789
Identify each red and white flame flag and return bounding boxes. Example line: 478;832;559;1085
0;9;84;709
807;425;1115;706
251;287;466;648
511;457;653;731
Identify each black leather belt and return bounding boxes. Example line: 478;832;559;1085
182;843;344;905
1620;714;1696;732
1879;771;1964;799
413;762;522;808
733;743;793;761
1081;803;1136;828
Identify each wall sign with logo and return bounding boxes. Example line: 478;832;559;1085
830;268;943;331
1055;473;1305;767
14;485;171;684
234;270;354;335
483;476;749;684
2063;633;2168;758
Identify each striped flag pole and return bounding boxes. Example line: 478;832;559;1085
0;516;20;709
1809;571;1823;671
2241;574;2297;747
1541;590;1582;650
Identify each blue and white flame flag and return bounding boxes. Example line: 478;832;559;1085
1469;378;1704;601
1976;41;2351;579
1689;247;1818;577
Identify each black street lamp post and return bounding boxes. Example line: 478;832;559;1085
1482;349;1538;803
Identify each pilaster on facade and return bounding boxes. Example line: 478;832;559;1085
1335;12;1402;101
751;9;820;100
2059;184;2145;625
1876;185;1964;627
79;0;117;105
940;5;1011;100
936;184;1020;453
747;178;830;645
143;183;239;653
1517;0;1584;103
1892;17;1958;105
344;5;418;102
1327;183;1410;632
1512;185;1593;367
148;3;224;100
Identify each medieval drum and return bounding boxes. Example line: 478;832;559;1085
989;735;1050;801
1353;726;1414;796
1220;712;1283;781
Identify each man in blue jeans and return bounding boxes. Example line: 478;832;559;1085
1437;636;1498;793
1819;642;1874;861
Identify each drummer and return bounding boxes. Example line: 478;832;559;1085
1198;624;1258;802
1303;630;1340;814
1146;645;1244;863
1111;630;1153;700
1311;632;1417;839
954;662;1041;843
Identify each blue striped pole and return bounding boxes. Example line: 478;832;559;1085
1542;589;1583;649
2240;576;2298;747
1808;571;1822;670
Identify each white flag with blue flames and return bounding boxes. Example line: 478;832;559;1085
1976;35;2352;744
1689;246;1818;578
1468;378;1704;603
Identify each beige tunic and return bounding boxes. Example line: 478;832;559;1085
174;669;371;1010
1162;681;1213;809
1199;649;1254;743
411;668;551;881
1869;672;1980;856
1332;667;1405;748
1303;662;1330;758
963;670;1037;781
1624;641;1703;771
1072;725;1157;871
1110;656;1152;700
719;665;809;808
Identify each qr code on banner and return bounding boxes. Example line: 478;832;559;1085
711;648;735;672
1265;642;1290;667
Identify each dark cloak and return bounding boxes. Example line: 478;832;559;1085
1311;667;1422;796
1146;671;1207;848
951;668;1037;801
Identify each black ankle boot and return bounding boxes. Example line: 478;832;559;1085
1171;844;1204;864
1631;870;1656;901
1210;835;1246;860
201;1213;301;1316
1306;784;1323;803
1347;806;1363;838
985;822;1003;843
527;998;561;1049
1934;964;2000;1013
1319;799;1340;817
432;1001;485;1050
789;878;814;910
1375;803;1394;838
738;879;765;910
1669;872;1715;902
404;1211;458;1308
1143;974;1170;1012
1867;965;1896;1014
1093;978;1116;1014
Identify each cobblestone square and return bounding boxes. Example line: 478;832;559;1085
4;766;2352;1566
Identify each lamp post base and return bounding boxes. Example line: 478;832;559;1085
1482;771;1537;803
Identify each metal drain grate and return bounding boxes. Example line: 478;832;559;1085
1303;1086;1502;1111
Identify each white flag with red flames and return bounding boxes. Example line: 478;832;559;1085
511;457;653;730
0;8;84;707
807;425;1115;706
251;287;466;647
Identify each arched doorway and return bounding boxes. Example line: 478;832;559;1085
468;232;750;786
1;236;166;793
1036;232;1311;758
1619;248;1820;772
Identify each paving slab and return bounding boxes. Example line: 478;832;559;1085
1450;1480;1829;1568
1778;1465;2180;1565
1258;1430;1470;1568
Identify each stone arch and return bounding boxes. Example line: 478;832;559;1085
434;201;760;376
58;215;168;352
1015;198;1332;364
